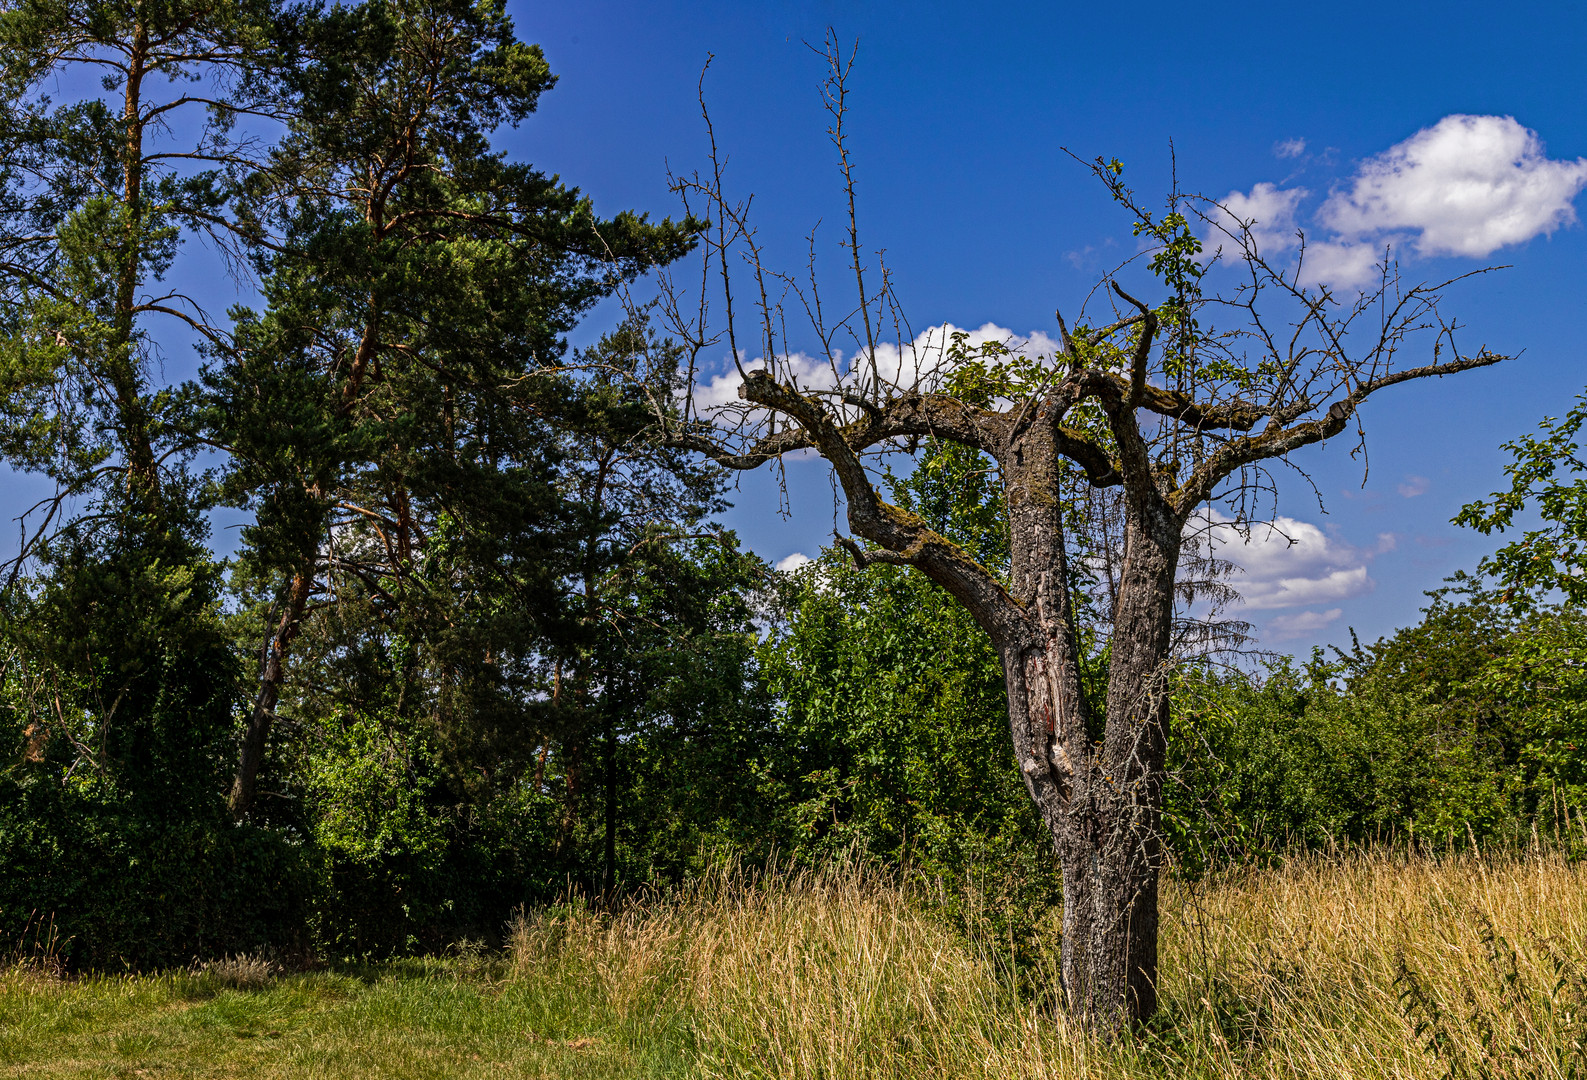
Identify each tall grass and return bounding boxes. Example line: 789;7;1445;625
509;849;1587;1079
5;849;1585;1077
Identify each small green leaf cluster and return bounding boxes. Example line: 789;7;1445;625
1456;388;1587;609
939;332;1056;409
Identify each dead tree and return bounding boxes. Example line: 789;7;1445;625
640;39;1506;1032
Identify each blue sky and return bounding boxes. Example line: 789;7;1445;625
6;1;1583;658
498;0;1587;654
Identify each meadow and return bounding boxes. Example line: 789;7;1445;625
3;848;1583;1079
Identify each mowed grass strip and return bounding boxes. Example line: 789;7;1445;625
4;849;1587;1079
0;958;690;1078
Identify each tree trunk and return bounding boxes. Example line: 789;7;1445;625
1094;502;1180;1023
110;20;162;511
999;453;1181;1032
602;703;617;898
742;369;1190;1033
1057;506;1178;1031
229;567;314;819
556;739;583;860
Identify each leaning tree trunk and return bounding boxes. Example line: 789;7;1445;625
230;565;315;818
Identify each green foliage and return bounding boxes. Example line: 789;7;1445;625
0;524;312;969
211;0;694;594
1465;608;1587;811
1171;591;1587;865
582;531;782;881
303;712;449;870
1456;387;1587;608
1171;654;1508;863
239;514;775;956
760;447;1062;963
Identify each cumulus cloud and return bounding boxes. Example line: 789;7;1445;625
775;552;812;573
1202;513;1387;611
1321;115;1587;258
1296;239;1384;289
1206;115;1587;290
691;322;1062;414
1203;184;1384;288
1251;564;1367;610
1274;137;1308;159
1204;181;1307;258
1264;608;1343;642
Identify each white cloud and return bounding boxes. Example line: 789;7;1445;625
1205;185;1388;289
1321;114;1587;258
1264;608;1343;642
1202;116;1587;290
775;552;812;573
691;322;1063;415
1250;565;1368;610
1205;181;1307;258
1274;137;1307;159
1203;513;1382;611
1397;475;1430;498
1296;238;1384;290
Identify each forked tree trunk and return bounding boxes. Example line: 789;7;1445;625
719;230;1502;1034
1000;449;1182;1032
729;367;1203;1033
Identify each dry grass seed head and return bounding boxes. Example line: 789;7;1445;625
199;952;278;992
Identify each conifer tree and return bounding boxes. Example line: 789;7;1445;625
211;0;695;817
0;0;307;967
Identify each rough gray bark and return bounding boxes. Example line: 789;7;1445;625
667;292;1502;1031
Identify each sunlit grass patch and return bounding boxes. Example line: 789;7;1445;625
0;961;667;1078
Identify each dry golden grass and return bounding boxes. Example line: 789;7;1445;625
509;849;1587;1079
197;952;280;992
6;850;1584;1077
1152;849;1587;1079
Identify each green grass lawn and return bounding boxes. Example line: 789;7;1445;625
0;958;693;1079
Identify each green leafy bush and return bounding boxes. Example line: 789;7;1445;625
0;535;313;969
